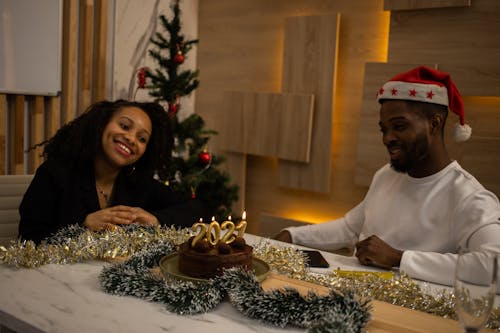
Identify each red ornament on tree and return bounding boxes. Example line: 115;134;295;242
168;103;178;117
198;150;211;166
173;51;185;64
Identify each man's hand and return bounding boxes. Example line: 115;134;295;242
355;235;403;269
273;230;293;243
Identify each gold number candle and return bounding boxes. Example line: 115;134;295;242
220;220;236;244
191;222;207;247
207;220;221;246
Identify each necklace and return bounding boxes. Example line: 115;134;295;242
97;188;109;202
96;185;112;207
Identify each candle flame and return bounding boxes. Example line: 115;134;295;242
242;211;246;221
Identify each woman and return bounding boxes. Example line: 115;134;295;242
19;100;207;243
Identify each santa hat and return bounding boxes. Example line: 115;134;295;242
376;66;471;142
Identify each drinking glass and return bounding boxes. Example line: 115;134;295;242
454;251;497;333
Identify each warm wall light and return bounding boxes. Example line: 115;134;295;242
281;211;345;225
378;11;391;63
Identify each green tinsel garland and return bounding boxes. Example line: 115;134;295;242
99;240;371;332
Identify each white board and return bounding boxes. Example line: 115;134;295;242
0;0;62;96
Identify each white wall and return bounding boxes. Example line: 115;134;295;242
109;0;199;119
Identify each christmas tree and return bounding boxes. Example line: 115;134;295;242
141;0;238;219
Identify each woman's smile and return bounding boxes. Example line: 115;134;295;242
114;139;134;157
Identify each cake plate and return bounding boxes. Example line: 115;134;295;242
159;253;270;283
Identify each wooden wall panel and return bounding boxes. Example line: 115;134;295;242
78;0;94;115
387;1;500;67
92;0;108;102
44;97;60;139
61;0;79;124
258;213;310;238
384;0;471;11
459;97;500;195
278;14;339;193
197;1;388;231
8;96;25;174
437;65;500;97
224;152;247;219
462;136;500;196
28;96;44;173
0;95;6;174
220;91;314;162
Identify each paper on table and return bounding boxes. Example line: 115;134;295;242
334;269;394;280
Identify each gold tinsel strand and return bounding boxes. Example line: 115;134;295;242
0;226;190;268
1;230;498;330
252;240;499;331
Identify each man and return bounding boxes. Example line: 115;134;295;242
274;66;500;286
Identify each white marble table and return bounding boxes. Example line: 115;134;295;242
0;234;496;333
0;235;306;333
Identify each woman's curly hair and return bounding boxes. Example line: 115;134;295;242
39;99;173;181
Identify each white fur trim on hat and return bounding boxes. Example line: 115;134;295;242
453;123;472;142
377;81;448;106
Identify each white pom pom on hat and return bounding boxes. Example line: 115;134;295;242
376;66;471;142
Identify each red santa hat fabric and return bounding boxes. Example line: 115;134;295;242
376;66;471;142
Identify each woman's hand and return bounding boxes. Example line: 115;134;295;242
83;205;159;232
128;207;160;227
83;205;137;231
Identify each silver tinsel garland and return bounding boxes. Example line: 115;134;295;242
0;224;499;330
99;240;371;332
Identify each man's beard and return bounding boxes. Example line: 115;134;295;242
389;132;429;174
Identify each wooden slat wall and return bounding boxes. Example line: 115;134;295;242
0;0;108;176
28;96;45;173
77;0;95;115
387;1;500;68
0;95;6;174
61;0;79;125
92;0;108;102
384;0;471;11
196;1;389;234
9;96;25;175
197;0;500;234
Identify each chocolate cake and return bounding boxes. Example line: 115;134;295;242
178;236;253;279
